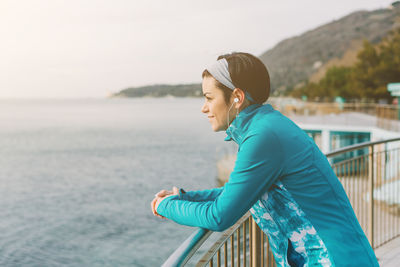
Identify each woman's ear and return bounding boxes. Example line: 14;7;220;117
233;88;246;106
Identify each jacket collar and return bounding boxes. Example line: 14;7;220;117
224;103;266;143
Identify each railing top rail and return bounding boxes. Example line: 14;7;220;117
196;211;251;267
325;137;400;157
161;228;211;267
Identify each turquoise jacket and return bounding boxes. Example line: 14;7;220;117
157;104;378;266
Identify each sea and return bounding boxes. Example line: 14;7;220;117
0;98;233;267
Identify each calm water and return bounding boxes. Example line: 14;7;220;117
0;98;230;266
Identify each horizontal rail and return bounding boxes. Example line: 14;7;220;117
196;212;252;266
162;228;212;267
326;137;400;157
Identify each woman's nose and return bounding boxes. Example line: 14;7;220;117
201;102;208;113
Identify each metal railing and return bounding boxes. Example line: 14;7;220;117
376;105;400;132
162;137;400;266
162;229;212;267
195;212;276;267
327;137;400;248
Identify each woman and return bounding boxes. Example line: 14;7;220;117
151;52;378;266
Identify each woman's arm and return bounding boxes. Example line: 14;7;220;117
156;130;284;231
179;187;224;202
154;186;224;202
152;187;223;218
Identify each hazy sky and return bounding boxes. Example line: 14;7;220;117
0;0;395;98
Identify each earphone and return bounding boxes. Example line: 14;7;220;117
227;97;240;132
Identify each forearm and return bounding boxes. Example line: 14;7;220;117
180;187;224;202
157;131;284;232
157;196;241;231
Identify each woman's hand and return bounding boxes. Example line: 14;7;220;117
151;186;179;219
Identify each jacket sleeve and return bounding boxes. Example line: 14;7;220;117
180;187;224;202
157;131;284;231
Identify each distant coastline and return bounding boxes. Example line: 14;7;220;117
111;83;202;98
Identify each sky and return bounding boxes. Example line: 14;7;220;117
0;0;395;98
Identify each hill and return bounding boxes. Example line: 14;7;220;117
260;6;400;94
112;84;202;98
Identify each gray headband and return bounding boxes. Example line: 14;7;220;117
206;58;255;102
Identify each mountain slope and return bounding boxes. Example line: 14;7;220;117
259;7;400;94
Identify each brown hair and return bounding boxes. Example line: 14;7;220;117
202;52;270;104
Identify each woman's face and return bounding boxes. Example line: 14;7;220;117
201;76;234;132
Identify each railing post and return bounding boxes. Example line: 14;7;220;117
251;218;261;266
368;145;375;248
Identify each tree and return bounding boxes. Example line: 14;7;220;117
291;28;400;102
320;66;352;99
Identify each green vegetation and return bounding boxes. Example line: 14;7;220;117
290;28;400;102
112;83;202;98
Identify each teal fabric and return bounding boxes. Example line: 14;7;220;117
157;104;378;266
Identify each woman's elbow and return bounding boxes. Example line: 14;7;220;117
208;216;235;232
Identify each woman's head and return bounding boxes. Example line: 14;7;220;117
202;52;270;105
201;52;270;132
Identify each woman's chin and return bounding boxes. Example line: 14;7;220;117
211;125;225;132
211;126;219;132
210;124;219;132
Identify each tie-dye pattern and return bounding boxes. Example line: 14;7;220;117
250;181;334;266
